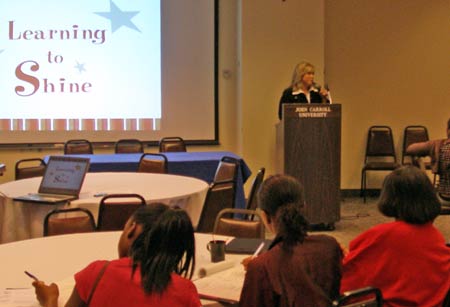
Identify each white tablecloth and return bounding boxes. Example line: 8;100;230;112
0;173;208;244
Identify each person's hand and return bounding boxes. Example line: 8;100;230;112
241;256;254;271
32;281;59;307
339;243;349;257
319;87;329;99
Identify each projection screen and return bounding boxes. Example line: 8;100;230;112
0;0;218;145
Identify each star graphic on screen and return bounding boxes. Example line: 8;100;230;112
74;61;86;73
95;0;141;33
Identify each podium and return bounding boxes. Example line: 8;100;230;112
276;104;341;228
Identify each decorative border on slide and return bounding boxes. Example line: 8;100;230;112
0;118;160;131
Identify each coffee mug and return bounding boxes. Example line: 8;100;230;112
207;240;226;263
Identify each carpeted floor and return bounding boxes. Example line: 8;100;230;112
310;196;450;248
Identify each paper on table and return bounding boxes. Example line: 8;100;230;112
197;260;235;279
194;263;246;303
0;288;37;307
0;276;75;307
194;265;246;303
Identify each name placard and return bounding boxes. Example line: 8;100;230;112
283;104;341;119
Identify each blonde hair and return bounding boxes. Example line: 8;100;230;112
291;61;315;91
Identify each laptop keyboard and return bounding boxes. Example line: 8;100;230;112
27;194;73;201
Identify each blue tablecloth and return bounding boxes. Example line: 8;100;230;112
45;151;251;209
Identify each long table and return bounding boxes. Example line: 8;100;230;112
45;151;252;209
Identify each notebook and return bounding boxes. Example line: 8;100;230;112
13;156;90;204
225;238;272;254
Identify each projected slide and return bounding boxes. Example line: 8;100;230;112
0;0;161;132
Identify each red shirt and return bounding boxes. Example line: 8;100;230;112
341;221;450;307
75;257;201;307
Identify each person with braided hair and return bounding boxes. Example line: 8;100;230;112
32;204;201;307
239;174;342;307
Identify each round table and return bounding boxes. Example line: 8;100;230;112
0;232;244;306
0;173;208;243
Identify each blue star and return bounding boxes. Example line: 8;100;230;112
75;61;86;73
95;0;141;33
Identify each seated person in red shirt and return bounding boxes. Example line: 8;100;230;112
32;204;201;307
239;174;342;307
341;166;450;307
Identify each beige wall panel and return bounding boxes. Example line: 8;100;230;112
240;0;325;180
325;0;450;188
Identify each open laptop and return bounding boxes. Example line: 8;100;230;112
13;156;90;204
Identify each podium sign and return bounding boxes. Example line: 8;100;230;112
279;104;341;227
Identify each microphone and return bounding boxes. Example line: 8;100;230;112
312;82;322;91
324;83;333;104
314;82;332;104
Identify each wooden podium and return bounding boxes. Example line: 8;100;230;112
277;104;341;228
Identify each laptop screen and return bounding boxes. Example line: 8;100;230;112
38;156;90;195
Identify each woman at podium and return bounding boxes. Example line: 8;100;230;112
278;61;330;120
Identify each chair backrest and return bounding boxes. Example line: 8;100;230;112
213;156;239;183
115;139;144;154
159;136;187;152
15;158;46;180
197;180;236;233
365;126;397;161
443;288;450;307
332;287;383;307
137;153;168;174
64;139;93;155
246;167;265;215
402;125;429;164
97;194;146;231
44;207;96;236
213;208;265;239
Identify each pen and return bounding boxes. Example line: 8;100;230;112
252;242;265;259
24;271;39;282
